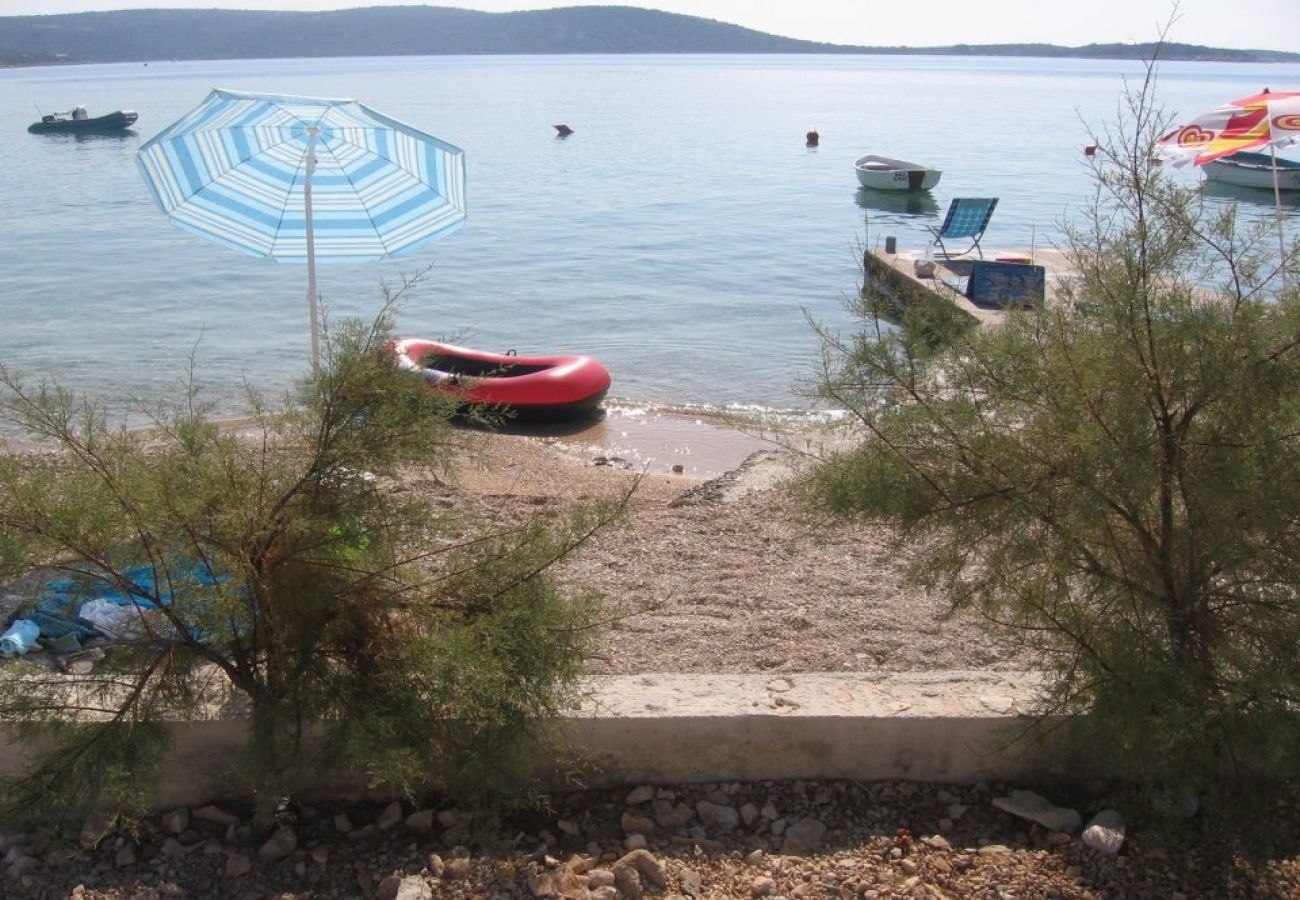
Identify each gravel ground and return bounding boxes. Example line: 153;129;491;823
424;431;1032;676
9;778;1300;899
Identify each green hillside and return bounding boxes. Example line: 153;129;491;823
0;6;1294;67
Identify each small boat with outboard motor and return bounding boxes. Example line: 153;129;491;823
28;106;138;134
853;154;942;191
1203;151;1300;192
391;338;611;420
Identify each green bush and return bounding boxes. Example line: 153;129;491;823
0;295;613;828
806;69;1300;798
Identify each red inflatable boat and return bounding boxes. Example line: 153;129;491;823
392;338;611;419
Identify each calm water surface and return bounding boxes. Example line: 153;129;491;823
2;54;1298;420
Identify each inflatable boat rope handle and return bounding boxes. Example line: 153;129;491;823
506;349;517;356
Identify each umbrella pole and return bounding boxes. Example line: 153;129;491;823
1268;140;1288;274
305;127;321;371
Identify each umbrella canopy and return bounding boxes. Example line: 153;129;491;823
1155;90;1300;265
1156;90;1300;166
137;88;467;366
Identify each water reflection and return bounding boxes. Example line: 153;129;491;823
854;186;940;219
1200;179;1300;212
28;130;139;144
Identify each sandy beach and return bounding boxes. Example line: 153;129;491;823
429;409;1030;677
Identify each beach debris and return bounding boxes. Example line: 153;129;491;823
992;789;1082;833
554;124;574;136
0;620;39;657
1082;809;1126;855
805;129;819;147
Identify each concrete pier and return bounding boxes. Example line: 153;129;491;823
863;246;1075;328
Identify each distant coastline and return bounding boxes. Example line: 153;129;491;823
1;6;1296;68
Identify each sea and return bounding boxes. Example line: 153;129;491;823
2;53;1298;425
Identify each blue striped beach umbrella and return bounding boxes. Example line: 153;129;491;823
136;88;466;367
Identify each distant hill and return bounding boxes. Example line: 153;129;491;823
0;6;1295;67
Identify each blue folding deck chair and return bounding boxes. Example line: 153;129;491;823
928;198;998;259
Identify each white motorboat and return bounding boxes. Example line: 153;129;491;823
853;154;942;191
1203;151;1300;191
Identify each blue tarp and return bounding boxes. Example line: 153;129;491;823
8;560;229;646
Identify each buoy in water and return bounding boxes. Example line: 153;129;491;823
554;124;574;137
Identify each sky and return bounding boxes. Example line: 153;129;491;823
2;1;1297;53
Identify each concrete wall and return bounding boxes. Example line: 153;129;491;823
0;671;1070;809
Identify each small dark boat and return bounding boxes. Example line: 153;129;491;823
392;338;611;420
28;108;138;134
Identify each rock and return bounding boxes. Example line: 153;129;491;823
739;803;760;827
445;857;470;880
333;812;354;834
760;803;779;821
696;800;740;831
780;817;827;854
395;875;434;900
526;867;589;898
655;802;694;829
622;811;656;834
991;790;1082;834
978;844;1013;856
348;825;379;842
591;888;620;900
613;864;643;900
1082;810;1126;855
405;810;435;832
587;868;615;887
377;874;403;900
679;866;704;897
257;825;298;862
979;694;1016;714
5;855;36;880
223;853;253;878
744;849;764;866
624;833;648;851
114;846;136;868
924;835;951;851
427;853;445;878
80;813;117;849
556;819;581;836
625;785;655;805
376;801;403;831
436;809;459;829
752;875;777;897
616;848;666;888
311;847;329;866
193;805;240;827
161;808;190;835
